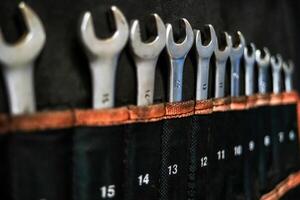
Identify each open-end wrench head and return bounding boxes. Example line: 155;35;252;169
244;43;256;65
255;47;270;68
283;60;294;75
166;18;194;59
80;6;129;58
195;24;216;58
214;31;232;61
229;31;245;60
270;54;282;72
0;2;46;67
130;14;166;59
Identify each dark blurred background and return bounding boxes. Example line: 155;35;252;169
0;0;299;112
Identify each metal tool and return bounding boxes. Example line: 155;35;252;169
244;43;256;96
229;31;245;97
282;60;294;92
166;18;194;102
130;14;166;106
195;24;216;100
79;6;129;109
0;2;46;115
270;54;283;94
214;32;232;98
255;47;270;94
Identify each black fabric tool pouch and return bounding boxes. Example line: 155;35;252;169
160;102;194;200
124;121;162;200
7;128;72;200
73;125;125;200
189;108;211;200
0;92;300;200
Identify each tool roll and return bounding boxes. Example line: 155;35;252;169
0;93;298;200
0;0;300;200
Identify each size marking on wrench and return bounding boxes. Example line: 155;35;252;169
0;2;46;115
195;24;216;100
244;43;256;96
79;6;129;109
229;31;245;97
130;14;166;106
166;18;194;102
283;60;294;92
255;47;270;94
214;32;232;98
270;54;283;94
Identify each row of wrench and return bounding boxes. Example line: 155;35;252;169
0;2;295;115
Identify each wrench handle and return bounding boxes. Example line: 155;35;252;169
230;58;241;97
285;74;293;92
3;63;35;115
245;62;255;96
90;56;118;109
272;70;281;94
169;58;184;102
215;60;227;98
258;67;269;94
136;58;158;106
196;57;210;100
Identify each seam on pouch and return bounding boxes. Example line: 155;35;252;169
0;91;298;133
260;170;300;200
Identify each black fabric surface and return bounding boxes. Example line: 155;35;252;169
0;0;300;112
0;104;299;199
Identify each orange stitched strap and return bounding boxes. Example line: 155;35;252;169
0;92;298;133
260;171;300;200
230;96;247;111
213;97;231;112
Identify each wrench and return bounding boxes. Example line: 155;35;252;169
214;32;232;98
79;6;129;109
282;60;294;92
255;48;270;94
0;2;46;115
244;43;256;96
229;31;245;97
130;14;166;106
195;24;216;100
166;18;194;102
270;54;283;94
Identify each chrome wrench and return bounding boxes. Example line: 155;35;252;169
255;48;270;94
244;43;256;96
282;60;294;92
214;32;232;98
229;31;245;97
130;14;166;106
0;2;46;115
166;18;194;102
195;24;216;100
270;54;283;94
79;6;129;109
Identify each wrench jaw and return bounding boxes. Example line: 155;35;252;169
195;24;216;58
130;14;166;59
270;54;283;94
229;31;245;97
166;18;194;59
79;6;129;59
166;18;194;102
130;14;166;106
256;47;271;94
283;60;294;92
214;32;232;98
195;24;216;100
79;6;129;109
244;43;256;96
0;2;46;67
0;2;46;115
